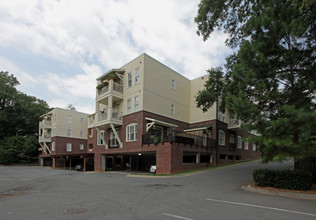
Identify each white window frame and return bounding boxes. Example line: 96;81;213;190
52;128;56;137
80;144;84;150
218;130;225;146
244;141;249;150
134;96;139;112
135;68;140;84
67;115;72;124
80;130;84;137
171;104;175;115
53;114;56;123
67;129;71;137
98;130;105;145
52;142;55;151
127;99;132;114
66;143;72;152
171;79;175;89
252;143;256;151
237;136;242;149
127;72;132;88
126;123;138;142
80;117;83;123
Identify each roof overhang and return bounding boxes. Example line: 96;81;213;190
97;68;125;81
183;126;211;132
145;117;178;132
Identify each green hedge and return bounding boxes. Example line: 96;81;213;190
253;169;312;191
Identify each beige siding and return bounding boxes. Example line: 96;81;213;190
189;75;217;123
52;108;88;139
142;54;191;122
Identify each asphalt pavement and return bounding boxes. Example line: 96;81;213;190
0;160;314;220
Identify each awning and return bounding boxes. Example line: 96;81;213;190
183;126;211;132
145;117;178;132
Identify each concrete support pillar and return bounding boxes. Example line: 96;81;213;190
196;152;200;163
52;158;56;168
69;159;72;170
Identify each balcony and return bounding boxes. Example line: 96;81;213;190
95;109;123;127
142;131;216;149
96;81;123;101
39;133;51;143
39;120;52;128
228;119;242;130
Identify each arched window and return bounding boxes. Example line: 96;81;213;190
126;123;138;142
237;136;242;149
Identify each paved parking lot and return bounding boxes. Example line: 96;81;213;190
0;161;314;220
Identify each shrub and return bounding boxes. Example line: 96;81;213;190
253;169;276;187
253;169;313;191
274;170;312;191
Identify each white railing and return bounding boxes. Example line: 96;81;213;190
98;86;109;96
113;82;123;94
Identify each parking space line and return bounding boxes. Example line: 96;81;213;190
162;213;194;220
0;179;31;181
206;198;314;217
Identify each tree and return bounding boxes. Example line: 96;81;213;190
195;0;316;162
0;71;50;164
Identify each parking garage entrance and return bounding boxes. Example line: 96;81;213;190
104;152;156;172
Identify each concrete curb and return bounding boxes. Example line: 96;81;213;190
242;184;316;200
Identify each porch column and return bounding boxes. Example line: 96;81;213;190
52;157;56;168
83;157;86;172
196;152;200;163
69;159;72;170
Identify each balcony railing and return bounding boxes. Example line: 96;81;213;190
97;110;122;123
142;131;216;149
39;120;52;128
98;111;108;121
97;85;109;96
113;82;123;94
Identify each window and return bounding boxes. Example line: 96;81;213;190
218;130;225;146
218;112;225;122
171;104;175;115
237;136;242;149
135;68;140;84
89;128;93;137
134;96;139;112
126;123;137;142
171;79;175;89
80;117;84;123
66;143;72;152
244;141;249;150
52;128;56;136
80;131;84;137
98;131;105;145
80;144;84;150
52;142;55;151
67;129;71;137
53;114;56;123
252;143;256;151
67;115;72;123
127;99;131;114
127;72;132;88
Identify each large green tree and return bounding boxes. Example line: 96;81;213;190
0;71;50;164
195;0;316;162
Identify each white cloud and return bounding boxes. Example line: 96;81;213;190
0;0;232;113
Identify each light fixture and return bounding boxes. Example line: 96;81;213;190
138;153;142;156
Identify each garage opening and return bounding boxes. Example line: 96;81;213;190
183;151;197;163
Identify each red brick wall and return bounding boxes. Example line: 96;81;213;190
51;136;88;156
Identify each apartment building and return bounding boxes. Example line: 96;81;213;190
86;54;260;174
38;108;93;170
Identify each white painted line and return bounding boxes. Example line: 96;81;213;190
162;213;194;220
206;198;314;217
0;179;31;181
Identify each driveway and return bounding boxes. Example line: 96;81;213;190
0;161;314;220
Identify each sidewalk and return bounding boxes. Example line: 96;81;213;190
242;184;316;200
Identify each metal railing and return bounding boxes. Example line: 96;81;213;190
113;82;123;94
142;131;216;149
97;85;109;96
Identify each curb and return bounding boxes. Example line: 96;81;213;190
242;184;316;200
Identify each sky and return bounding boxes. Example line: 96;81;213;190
0;0;231;114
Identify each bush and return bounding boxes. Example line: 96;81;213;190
253;169;312;191
274;170;312;191
253;169;276;187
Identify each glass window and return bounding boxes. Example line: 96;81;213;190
67;129;71;137
171;79;175;89
244;141;249;150
171;104;175;115
127;99;131;114
80;144;84;150
252;143;256;151
219;130;225;146
52;142;55;151
135;68;140;84
127;73;132;88
98;131;105;145
237;136;242;149
80;131;84;137
80;117;83;123
134;96;139;112
67;115;72;123
126;123;138;142
66;143;72;152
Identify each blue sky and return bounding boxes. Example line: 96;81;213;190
0;0;231;114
